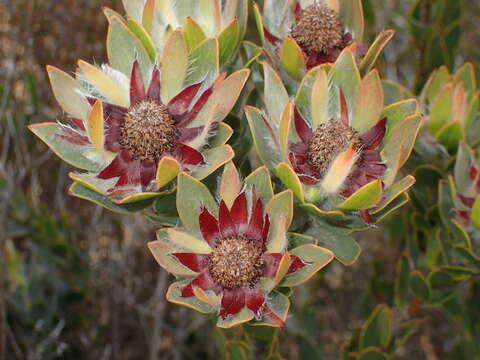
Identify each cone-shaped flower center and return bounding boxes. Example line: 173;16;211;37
291;4;343;53
209;236;265;289
307;119;359;174
121;100;177;160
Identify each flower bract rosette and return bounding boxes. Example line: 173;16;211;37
253;0;395;82
246;48;421;227
421;63;480;152
29;29;249;210
119;0;248;68
148;162;334;328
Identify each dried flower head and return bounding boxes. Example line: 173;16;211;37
306;119;359;175
291;3;343;53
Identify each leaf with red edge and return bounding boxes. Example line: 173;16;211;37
177;172;218;233
29;123;106;172
253;291;290;328
220;161;242;208
166;280;213;314
161;29;189;103
181;271;217;297
281;245;334;287
107;17;152;86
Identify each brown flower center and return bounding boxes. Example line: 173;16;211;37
291;3;343;53
209;236;265;289
120;100;176;160
306;119;359;175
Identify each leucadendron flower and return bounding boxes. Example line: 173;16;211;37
29;28;249;209
420;63;480;153
253;0;395;82
246;48;421;226
148;162;334;328
120;0;248;67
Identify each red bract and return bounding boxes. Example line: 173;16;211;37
172;192;307;321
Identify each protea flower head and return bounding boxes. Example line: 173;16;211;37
421;63;480;153
453;143;480;231
148;162;334;328
253;0;395;82
29;27;249;207
246;48;421;225
120;0;248;67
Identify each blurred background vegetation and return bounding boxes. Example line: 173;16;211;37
0;0;479;359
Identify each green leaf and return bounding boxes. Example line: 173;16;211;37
395;255;411;309
245;106;283;169
107;17;152;84
352;70;384;135
166;280;214;314
161;29;189;103
339;0;364;41
358;349;390;360
359;29;395;75
276;163;304;202
281;245;334;287
382;79;413;105
312;223;361;265
218;18;241;66
244;166;274;202
423;66;450;105
338;180;383;210
409;271;431;301
29;123;106;172
252;2;265;45
454;143;474;193
127;18;157;62
301;203;346;222
68;182;154;214
122;0;145;22
177;172;217;233
372;176;415;214
371;193;409;224
263;61;290;128
454;246;480;269
382;99;419;143
46;66;90;121
470;196;480;230
184;37;219;88
381;115;421;186
183;17;207;52
359;304;393;349
435;122;463;152
329;49;361;120
429;84;453;135
191;145;235;180
280;37;306;81
453;62;477;99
